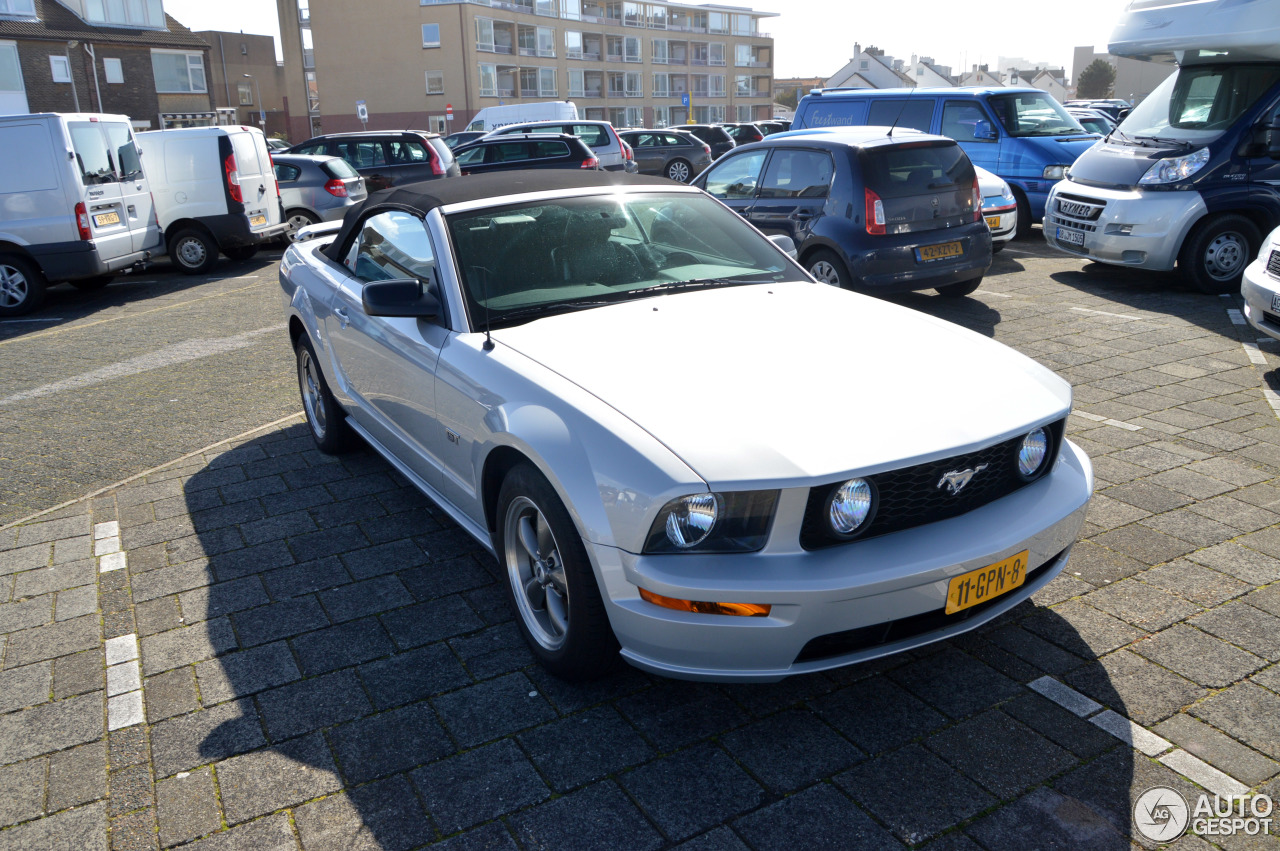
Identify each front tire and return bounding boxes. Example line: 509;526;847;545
807;249;852;289
1013;190;1032;239
936;277;982;298
666;159;692;183
295;335;356;454
0;254;47;317
1179;214;1260;294
497;464;618;681
169;229;218;275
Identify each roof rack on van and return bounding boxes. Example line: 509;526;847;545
808;87;865;96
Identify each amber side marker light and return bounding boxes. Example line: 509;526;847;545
639;588;771;617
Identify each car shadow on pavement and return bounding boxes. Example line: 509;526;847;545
1047;264;1241;337
887;290;1003;339
174;430;1155;848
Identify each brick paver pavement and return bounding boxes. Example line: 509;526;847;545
4;247;1280;849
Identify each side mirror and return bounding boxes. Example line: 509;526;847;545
973;121;998;141
768;234;798;259
362;278;441;318
1268;122;1280;159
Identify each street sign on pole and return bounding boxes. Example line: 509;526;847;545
259;109;265;125
446;104;453;122
681;92;690;107
356;99;369;128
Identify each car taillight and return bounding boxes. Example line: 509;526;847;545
865;187;885;235
74;202;91;240
224;153;242;203
431;154;445;176
324;178;349;197
622;141;634;161
703;144;712;155
972;178;982;222
581;156;599;169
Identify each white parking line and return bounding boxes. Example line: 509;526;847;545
1243;341;1268;366
974;290;1012;298
1072;410;1144;431
0;325;283;407
1070;306;1152;322
1227;309;1247;325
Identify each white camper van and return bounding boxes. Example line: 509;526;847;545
464;101;578;133
1044;0;1280;292
137;126;289;274
0;112;162;316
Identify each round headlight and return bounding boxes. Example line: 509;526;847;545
1018;428;1050;478
828;478;875;536
665;493;720;549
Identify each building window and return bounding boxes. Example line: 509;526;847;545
479;63;496;96
860;60;868;69
568;68;584;97
85;0;164;28
561;0;580;19
102;57;123;84
707;11;727;33
475;18;494;52
537;26;554;57
535;0;553;14
151;50;207;93
237;81;253;105
653;105;669;127
426;71;444;94
652;72;668;97
709;104;725;122
565;31;582;59
0;0;36;14
735;44;750;66
649;5;666;29
538;67;556;96
49;54;71;83
732;14;752;36
735;74;750;96
709;74;725;97
651;38;667;64
422;23;440;48
623;36;640;62
736;104;751;121
708;43;724;66
625;71;641;97
239;43;248;55
625;106;642;126
0;41;23;95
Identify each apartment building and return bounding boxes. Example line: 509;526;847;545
197;30;288;137
275;0;776;143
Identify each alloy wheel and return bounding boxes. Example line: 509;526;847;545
503;496;569;651
0;264;28;308
297;347;327;440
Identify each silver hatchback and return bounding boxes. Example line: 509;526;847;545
273;154;368;239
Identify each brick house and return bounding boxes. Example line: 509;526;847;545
0;0;213;129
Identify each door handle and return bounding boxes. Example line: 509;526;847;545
333;307;350;328
792;210;814;221
258;184;267;194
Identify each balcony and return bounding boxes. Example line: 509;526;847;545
302;49;314;69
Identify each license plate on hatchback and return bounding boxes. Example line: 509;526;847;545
916;241;963;262
984;216;1001;229
94;211;120;227
249;214;267;227
1056;227;1085;246
945;550;1029;615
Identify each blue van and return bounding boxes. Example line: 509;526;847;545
792;87;1100;236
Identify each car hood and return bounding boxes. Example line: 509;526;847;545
1065;138;1189;189
491;282;1071;489
1007;135;1100;173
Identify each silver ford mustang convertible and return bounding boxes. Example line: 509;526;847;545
278;171;1093;682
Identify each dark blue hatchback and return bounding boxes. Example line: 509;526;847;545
693;128;993;296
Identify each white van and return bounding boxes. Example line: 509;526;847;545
464;101;578;133
0;112;162;316
137;126;289;274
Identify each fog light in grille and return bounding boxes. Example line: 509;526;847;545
639;588;770;617
827;478;875;537
1018;428;1049;478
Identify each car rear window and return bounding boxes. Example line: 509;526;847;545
860;142;973;199
275;164;301;182
321;158;359;180
532;141;570;158
68;122;115;185
572;124;610;148
697;126;732;144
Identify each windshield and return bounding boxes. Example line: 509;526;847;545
1117;64;1280;144
447;192;808;328
988;93;1087;137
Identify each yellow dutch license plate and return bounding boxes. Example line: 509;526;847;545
250;214;267;227
94;211;120;226
945;550;1029;615
917;241;963;262
985;216;1001;228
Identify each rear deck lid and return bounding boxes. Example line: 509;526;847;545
859;140;977;233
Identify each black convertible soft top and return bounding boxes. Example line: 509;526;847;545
322;170;676;262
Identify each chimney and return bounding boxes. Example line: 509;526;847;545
854;42;861;58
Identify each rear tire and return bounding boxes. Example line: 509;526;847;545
1179;214;1260;294
496;463;619;681
665;159;693;183
991;242;1006;254
295;335;356;454
0;254;47;317
807;249;852;289
286;209;320;242
69;275;113;291
224;245;259;262
936;277;982;298
169;229;218;275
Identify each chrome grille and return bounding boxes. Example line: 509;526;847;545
1054;193;1105;222
1268;250;1280;280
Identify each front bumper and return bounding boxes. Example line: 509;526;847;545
1042;181;1206;271
1242;253;1280;343
984;203;1017;244
593;439;1093;682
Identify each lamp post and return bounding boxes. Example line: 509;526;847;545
243;73;264;127
65;40;81;112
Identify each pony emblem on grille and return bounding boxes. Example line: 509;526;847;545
937;464;988;495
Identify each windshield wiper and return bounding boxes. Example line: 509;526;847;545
626;276;778;296
1105;126;1136;145
487;298;612;327
1134;136;1193;150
